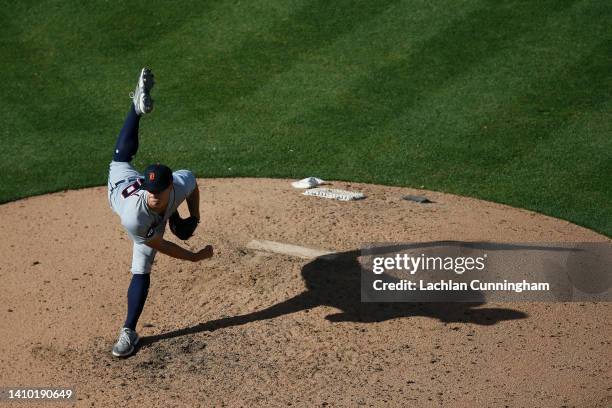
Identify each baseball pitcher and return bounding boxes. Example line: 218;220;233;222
107;68;213;357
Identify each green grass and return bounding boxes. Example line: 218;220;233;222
0;0;611;236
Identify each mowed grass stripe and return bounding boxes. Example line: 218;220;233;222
156;0;481;171
207;0;581;177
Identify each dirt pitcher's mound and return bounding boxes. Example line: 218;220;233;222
0;178;610;407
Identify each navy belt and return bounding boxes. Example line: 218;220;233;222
114;176;142;188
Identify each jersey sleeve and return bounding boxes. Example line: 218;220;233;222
172;170;197;201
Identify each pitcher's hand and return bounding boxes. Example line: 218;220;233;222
191;245;213;262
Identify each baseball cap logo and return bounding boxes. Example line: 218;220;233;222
148;172;156;181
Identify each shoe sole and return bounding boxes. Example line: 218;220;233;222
140;68;154;91
135;68;155;114
111;335;140;358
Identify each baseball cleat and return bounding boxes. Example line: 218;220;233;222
111;327;140;357
130;67;155;115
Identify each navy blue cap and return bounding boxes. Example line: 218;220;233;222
142;163;173;193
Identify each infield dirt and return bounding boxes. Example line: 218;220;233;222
0;178;610;407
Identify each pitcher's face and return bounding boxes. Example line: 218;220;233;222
147;184;172;211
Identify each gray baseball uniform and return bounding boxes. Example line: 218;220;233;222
107;160;197;274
